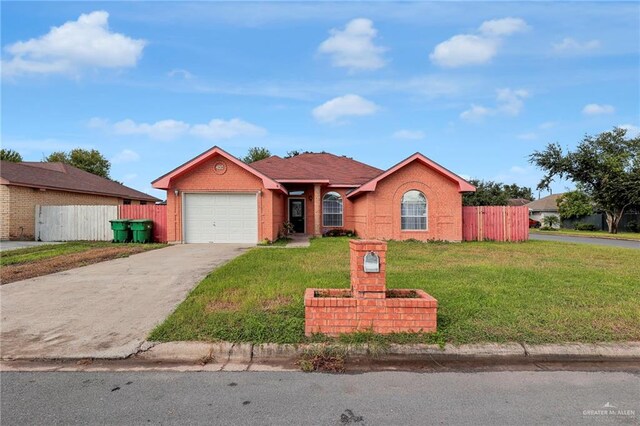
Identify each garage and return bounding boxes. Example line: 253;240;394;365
183;193;258;243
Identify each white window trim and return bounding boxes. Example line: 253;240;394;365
322;192;343;227
401;190;428;231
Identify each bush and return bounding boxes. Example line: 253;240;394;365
626;220;640;233
323;229;357;237
574;222;597;231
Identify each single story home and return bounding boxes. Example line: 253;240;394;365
152;147;475;244
526;193;563;226
1;161;159;240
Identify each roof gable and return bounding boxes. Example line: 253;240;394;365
0;161;159;202
347;153;476;198
152;146;285;192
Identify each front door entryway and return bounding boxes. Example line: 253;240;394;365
288;198;305;233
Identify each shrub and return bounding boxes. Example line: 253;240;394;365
323;229;357;237
626;220;640;233
542;215;560;228
574;222;597;231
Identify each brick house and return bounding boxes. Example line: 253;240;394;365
152;147;475;244
1;161;159;240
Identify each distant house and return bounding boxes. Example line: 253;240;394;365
1;161;159;240
507;198;531;207
526;193;563;226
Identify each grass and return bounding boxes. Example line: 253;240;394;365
1;241;167;284
149;237;640;346
531;228;640;241
257;237;291;247
0;241;164;266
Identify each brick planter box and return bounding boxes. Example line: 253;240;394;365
304;240;438;336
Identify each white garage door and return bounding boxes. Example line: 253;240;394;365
184;193;258;244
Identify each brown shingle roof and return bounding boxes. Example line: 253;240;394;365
250;153;383;185
1;161;159;202
525;193;564;212
507;198;531;206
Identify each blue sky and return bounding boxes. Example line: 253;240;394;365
2;1;639;199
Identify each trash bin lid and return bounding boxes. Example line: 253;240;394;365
129;219;153;223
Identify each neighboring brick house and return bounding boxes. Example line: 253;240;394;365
152;147;475;244
1;161;159;240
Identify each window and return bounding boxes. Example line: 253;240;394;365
401;190;427;230
322;192;343;227
123;199;132;205
140;201;147;205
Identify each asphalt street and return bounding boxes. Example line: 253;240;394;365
529;233;640;249
2;371;638;425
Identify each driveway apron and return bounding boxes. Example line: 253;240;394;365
0;244;249;359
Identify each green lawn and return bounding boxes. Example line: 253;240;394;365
150;238;640;345
0;241;165;266
531;228;640;241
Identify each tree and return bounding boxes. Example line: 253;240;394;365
284;150;312;159
45;148;111;179
0;149;23;162
556;190;593;220
242;147;271;163
529;127;640;233
462;179;534;206
542;214;560;229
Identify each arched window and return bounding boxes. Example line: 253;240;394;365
322;192;343;227
401;190;427;230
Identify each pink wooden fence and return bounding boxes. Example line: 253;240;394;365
462;206;529;242
118;205;168;243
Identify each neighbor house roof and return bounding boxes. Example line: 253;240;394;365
0;161;159;202
525;193;564;212
346;153;476;198
251;153;383;186
508;198;531;206
152;146;286;192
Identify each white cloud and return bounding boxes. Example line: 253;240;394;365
190;118;267;140
496;88;529;116
517;132;537;140
168;69;194;79
429;35;498;68
538;121;557;130
582;103;615;115
312;94;379;123
552;38;601;53
111;149;140;164
478;17;529;36
619;124;640;138
113;119;190;141
430;17;528;68
2;11;145;77
87;117;109;129
392;130;425;140
121;173;138;183
318;18;386;71
460;104;493;121
461;87;529;121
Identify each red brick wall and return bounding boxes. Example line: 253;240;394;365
164;154;278;242
350;160;463;241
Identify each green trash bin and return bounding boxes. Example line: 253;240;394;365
110;219;131;243
130;219;154;243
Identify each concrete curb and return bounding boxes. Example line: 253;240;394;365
131;341;640;365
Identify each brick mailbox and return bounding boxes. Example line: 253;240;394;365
304;239;438;336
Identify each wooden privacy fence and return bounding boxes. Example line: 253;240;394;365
462;206;529;242
119;205;168;243
36;205;118;242
35;204;167;242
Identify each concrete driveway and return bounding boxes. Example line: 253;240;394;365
530;233;640;249
0;244;250;360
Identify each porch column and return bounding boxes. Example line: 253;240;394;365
314;183;322;236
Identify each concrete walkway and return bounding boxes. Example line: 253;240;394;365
0;244;250;360
530;233;640;249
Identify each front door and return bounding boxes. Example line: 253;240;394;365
288;198;305;233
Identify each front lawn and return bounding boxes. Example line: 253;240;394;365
150;238;640;345
1;241;166;284
531;228;640;241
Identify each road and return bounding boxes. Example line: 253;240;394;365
2;371;638;425
530;233;640;249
